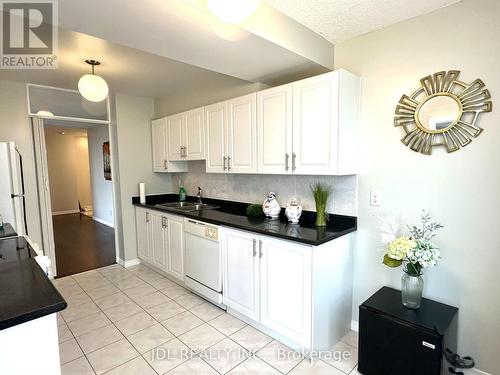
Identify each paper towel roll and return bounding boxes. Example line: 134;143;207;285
139;182;146;204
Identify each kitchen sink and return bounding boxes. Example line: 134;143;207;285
155;202;219;212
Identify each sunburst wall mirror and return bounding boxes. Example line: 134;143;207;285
394;70;492;154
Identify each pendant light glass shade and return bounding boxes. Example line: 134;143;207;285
207;0;259;24
78;73;109;102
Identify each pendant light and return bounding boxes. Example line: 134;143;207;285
78;59;109;102
207;0;259;24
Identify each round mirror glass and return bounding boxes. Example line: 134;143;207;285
417;95;461;132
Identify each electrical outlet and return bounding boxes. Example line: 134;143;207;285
370;191;381;206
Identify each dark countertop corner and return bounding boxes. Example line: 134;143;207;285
0;223;17;239
132;194;357;246
0;236;67;331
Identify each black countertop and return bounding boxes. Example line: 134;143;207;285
0;223;17;238
361;286;458;335
0;236;67;330
132;194;357;246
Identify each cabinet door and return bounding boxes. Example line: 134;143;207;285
257;85;292;174
222;228;259;321
185;108;205;160
167;113;185;161
167;215;184;281
151;118;167;172
292;72;339;175
135;208;151;262
260;237;312;346
150;213;168;272
227;93;257;174
205;102;227;173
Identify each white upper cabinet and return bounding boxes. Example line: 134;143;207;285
292;70;359;175
185;108;205;160
167;113;185;161
205;102;227;173
152;118;167;172
257;85;293;174
227;93;257;174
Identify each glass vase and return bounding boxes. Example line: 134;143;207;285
315;204;327;227
401;272;424;309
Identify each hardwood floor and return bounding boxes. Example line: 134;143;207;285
53;213;116;278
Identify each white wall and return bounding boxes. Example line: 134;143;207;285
114;93;172;261
0;80;42;245
44;129;92;213
172;161;357;215
88;125;114;226
335;0;500;372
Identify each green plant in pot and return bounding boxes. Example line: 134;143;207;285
310;183;331;227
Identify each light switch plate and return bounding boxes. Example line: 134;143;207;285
370;191;381;206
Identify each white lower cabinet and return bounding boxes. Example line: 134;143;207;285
222;227;353;353
135;208;184;281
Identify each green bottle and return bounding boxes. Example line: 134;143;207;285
178;180;186;202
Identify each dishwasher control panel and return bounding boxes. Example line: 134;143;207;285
205;227;218;241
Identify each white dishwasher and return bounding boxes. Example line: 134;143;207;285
184;219;224;306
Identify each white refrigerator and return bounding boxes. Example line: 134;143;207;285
0;142;27;236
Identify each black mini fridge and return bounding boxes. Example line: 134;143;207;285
358;287;458;375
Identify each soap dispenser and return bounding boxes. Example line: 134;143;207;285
178;180;186;202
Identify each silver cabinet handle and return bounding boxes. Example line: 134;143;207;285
179;146;183;157
164;159;168;170
223;156;227;171
285;153;289;171
259;240;263;258
162;216;168;228
252;239;257;257
227;156;232;171
182;146;187;158
146;212;150;223
292;153;296;171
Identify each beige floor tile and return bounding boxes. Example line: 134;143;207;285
113;275;147;290
147;300;186;321
60;356;95;375
321;341;358;374
86;339;139;375
161;285;191;299
123;283;157;299
114;311;157;336
230;325;273;352
127;323;174;353
136;269;164;283
62;301;100;322
67;311;111;337
175;293;205;310
228;357;281;375
149;276;177;290
57;312;66;326
59;338;83;364
93;292;132;310
76;324;124;354
162;310;204;336
58;322;74;343
208;313;246;336
290;359;345;375
63;291;92;307
145;337;192;374
103;299;143;322
190;302;225;321
53;276;77;289
132;290;171;309
178;323;225;353
168;356;219;374
105;356;156;375
256;340;303;374
341;330;359;348
202;338;248;374
85;284;120;300
77;278;113;291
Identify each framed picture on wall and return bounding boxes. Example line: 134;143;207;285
103;142;111;180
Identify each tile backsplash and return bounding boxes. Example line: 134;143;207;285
172;161;358;215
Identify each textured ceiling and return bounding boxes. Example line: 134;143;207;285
265;0;461;42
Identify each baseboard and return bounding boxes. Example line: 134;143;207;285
117;258;141;268
92;216;114;228
52;209;79;216
350;321;490;375
351;320;359;332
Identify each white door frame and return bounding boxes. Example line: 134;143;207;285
30;116;121;277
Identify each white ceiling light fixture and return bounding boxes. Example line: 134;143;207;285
78;59;109;102
36;110;54;116
207;0;259;24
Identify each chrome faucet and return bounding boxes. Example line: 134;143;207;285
197;187;203;204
